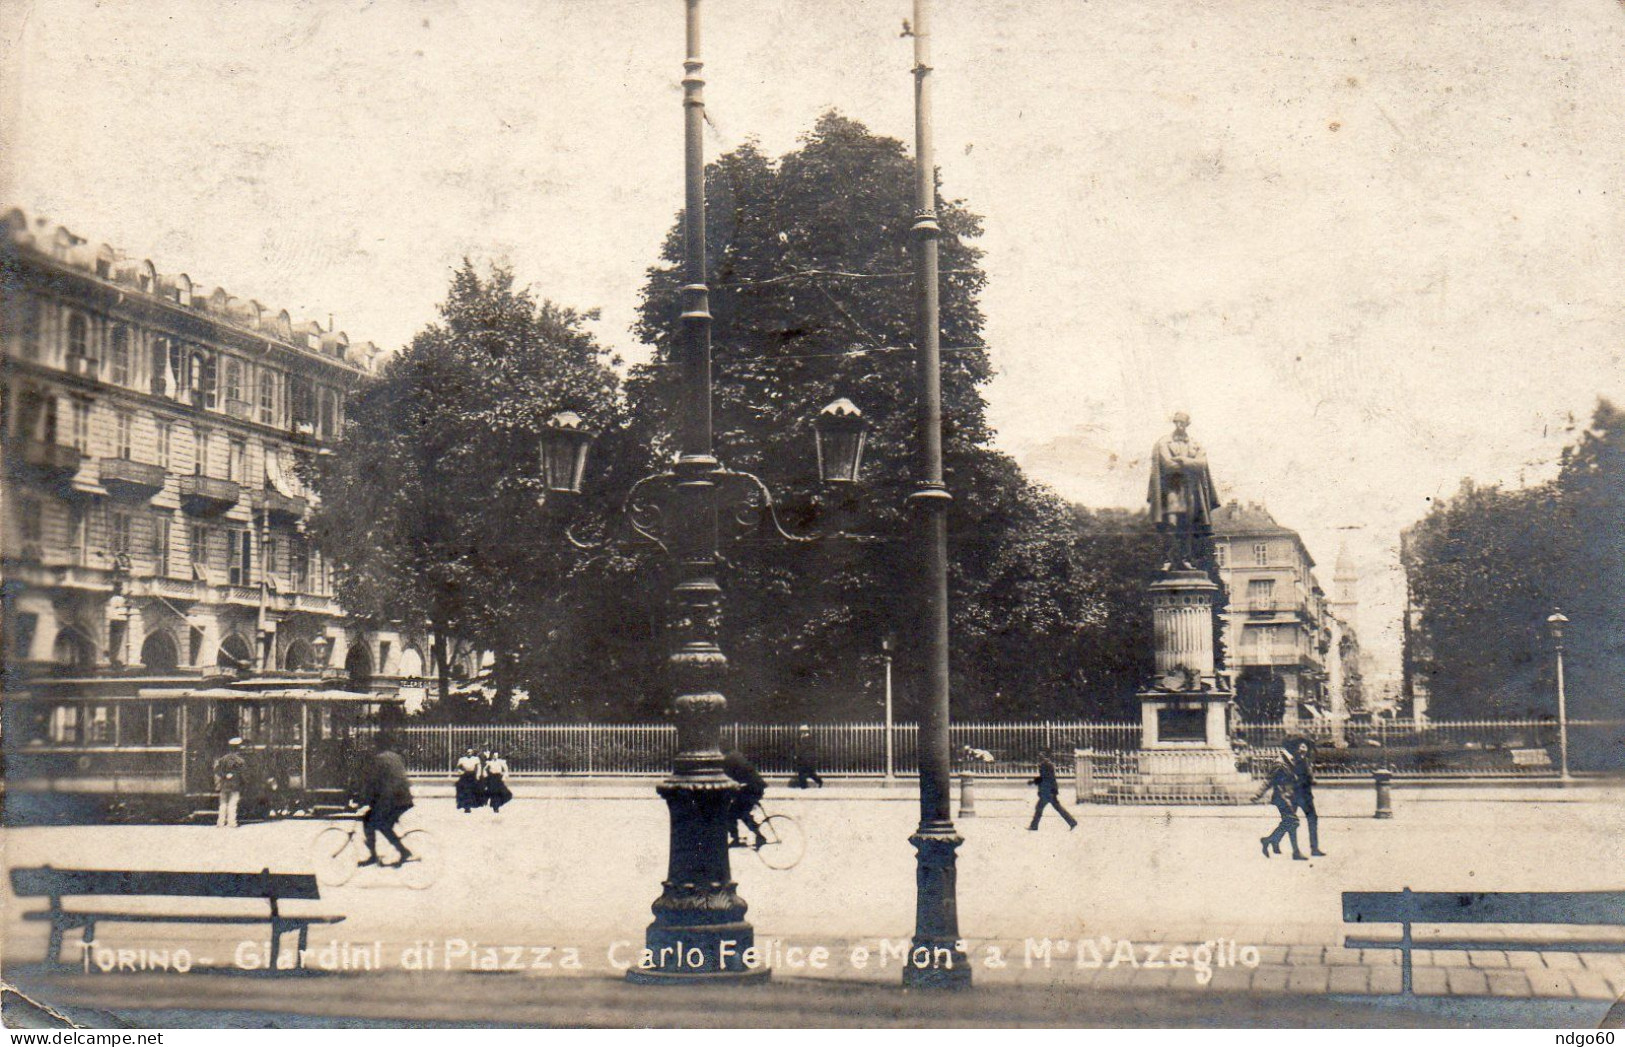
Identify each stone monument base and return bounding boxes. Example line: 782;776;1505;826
1113;689;1257;804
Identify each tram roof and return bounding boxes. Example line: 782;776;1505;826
136;687;403;703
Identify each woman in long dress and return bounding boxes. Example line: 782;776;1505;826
483;750;513;813
454;746;483;812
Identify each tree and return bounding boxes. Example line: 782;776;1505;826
1400;399;1623;724
311;262;645;715
625;112;1136;722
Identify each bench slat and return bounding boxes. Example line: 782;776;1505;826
10;868;322;901
1347;937;1625;953
22;912;345;925
1344;891;1625;926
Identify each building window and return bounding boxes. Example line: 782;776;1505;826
116;411;133;460
229;438;247;483
228;529;252;586
187;350;217;409
1247;578;1276;611
150;338;169;394
1215;544;1227;567
190;524;210;568
151;512;171;575
291;538;310;591
109;325;130;385
156;421;171;468
108;508;132;557
66;312;89;367
319;388;335;438
259;372;276;424
194;427;210;476
224;358;242;405
10;295;42;360
168;342;189;395
1253;542;1269;566
70;400;91;452
20;495;43;542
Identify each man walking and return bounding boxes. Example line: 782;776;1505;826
1255;744;1307;860
1028;749;1077;831
213;737;247;828
1290;738;1326;856
357;737;415;867
790;725;824;789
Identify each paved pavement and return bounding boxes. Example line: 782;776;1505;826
5;781;1624;1026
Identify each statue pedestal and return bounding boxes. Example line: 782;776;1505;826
1116;568;1256;803
1124;689;1255;803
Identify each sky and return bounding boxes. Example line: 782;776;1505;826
4;0;1623;682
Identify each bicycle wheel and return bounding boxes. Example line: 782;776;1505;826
311;826;361;887
754;814;805;870
395;828;440;890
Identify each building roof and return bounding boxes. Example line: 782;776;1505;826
1;207;385;375
1211;500;1294;537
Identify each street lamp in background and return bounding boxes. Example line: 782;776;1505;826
881;633;896;781
1547;609;1571;781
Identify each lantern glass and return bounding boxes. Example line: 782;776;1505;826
815;398;867;484
540;411;595;495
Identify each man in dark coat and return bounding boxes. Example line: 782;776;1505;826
722;748;767;847
1255;745;1306;860
1290;738;1325;856
1028;749;1077;831
790;725;824;789
358;741;415;866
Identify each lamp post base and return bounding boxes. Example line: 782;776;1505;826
902;826;971;990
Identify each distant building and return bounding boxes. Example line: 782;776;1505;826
0;210;456;707
1209;501;1334;726
1325;542;1364;718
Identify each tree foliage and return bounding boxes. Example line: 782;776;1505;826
625;112;1156;722
311;262;653;717
1402;399;1623;724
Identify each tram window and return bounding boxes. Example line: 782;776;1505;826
20;706;51;745
87;705;113;744
120;703;151;746
49;705;81;745
151;702;180;745
318;706;333;739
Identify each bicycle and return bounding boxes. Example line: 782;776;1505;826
309;812;440;890
729;803;805;870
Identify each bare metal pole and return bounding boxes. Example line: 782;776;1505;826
903;0;969;990
627;0;764;983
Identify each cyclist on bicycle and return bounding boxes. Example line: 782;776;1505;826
357;738;415;867
722;747;767;848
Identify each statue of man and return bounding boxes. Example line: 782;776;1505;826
1148;411;1219;568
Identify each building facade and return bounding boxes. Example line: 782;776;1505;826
0;210;441;697
1209;501;1334;726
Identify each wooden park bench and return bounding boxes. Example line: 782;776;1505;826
1343;888;1625;993
10;866;345;971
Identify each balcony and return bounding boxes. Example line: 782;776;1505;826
177;474;240;516
253;487;309;525
224;399;254;421
5;439;84;487
98;458;167;500
64;355;99;379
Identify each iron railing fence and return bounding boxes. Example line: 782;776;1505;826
398;719;1625;780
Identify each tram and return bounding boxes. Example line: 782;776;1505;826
2;674;405;823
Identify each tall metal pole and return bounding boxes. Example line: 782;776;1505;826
627;0;764;983
903;0;969;990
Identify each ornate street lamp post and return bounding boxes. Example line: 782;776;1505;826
902;0;970;990
539;2;867;983
1547;609;1570;781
